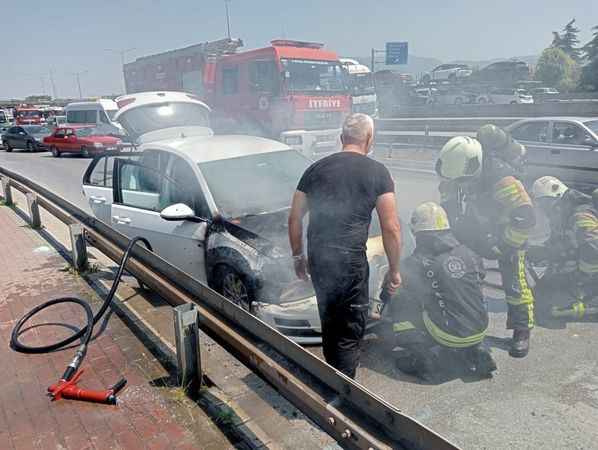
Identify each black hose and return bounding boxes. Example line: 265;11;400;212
10;236;152;379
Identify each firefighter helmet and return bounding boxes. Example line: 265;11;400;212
532;176;569;200
477;124;509;151
436;136;483;180
410;202;451;234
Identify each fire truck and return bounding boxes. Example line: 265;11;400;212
15;107;45;125
123;38;350;158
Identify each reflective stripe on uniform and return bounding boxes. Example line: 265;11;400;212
579;260;598;274
393;321;416;333
422;311;486;348
504;226;530;248
493;176;531;210
505;251;535;328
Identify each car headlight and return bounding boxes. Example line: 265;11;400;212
93;142;104;148
284;136;303;146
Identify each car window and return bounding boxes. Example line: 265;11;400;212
87;153;139;187
54;129;66;138
249;60;278;93
222;66;239;95
166;156;209;217
99;110;110;124
552;122;589;146
510;121;549;142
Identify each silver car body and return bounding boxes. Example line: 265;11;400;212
82;131;399;344
507;117;598;190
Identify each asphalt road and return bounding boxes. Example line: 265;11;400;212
2;148;598;450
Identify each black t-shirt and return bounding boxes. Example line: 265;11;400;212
297;152;394;253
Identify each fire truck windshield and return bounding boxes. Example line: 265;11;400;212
348;72;375;95
280;59;346;93
18;110;41;118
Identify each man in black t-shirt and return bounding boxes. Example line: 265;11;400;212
288;113;403;378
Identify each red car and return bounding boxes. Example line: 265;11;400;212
43;126;121;157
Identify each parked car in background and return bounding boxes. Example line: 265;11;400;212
1;125;52;152
46;115;67;130
531;87;559;96
507;117;598;191
43;125;121;157
477;88;534;105
474;60;531;85
431;87;477;105
65;99;122;135
421;64;472;84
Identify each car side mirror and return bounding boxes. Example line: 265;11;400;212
160;203;208;223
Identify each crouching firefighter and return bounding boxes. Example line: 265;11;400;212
436;127;536;358
530;176;598;320
389;202;495;379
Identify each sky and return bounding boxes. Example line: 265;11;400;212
2;0;596;99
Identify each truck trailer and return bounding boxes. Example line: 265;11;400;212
123;38;351;158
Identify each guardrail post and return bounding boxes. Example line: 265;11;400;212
174;303;201;387
25;193;41;229
1;177;13;206
69;223;88;271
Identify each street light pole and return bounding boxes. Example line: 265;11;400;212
224;0;232;39
105;48;136;94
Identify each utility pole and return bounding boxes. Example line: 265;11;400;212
105;48;136;94
224;0;232;39
49;68;57;99
72;70;88;99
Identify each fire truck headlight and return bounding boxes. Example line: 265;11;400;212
284;136;302;146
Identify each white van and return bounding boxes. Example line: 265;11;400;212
65;99;122;135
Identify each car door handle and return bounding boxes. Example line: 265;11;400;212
551;149;561;155
112;216;131;225
89;195;106;204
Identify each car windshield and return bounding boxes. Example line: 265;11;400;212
117;102;210;138
347;72;375;95
584;120;598;135
23;125;50;134
18;110;41;118
75;127;100;137
281;58;346;93
199;150;309;218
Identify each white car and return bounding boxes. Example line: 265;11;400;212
421;64;473;84
477;88;534;105
82;91;402;343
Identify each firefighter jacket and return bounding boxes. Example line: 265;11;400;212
543;189;598;277
439;157;536;260
394;231;489;348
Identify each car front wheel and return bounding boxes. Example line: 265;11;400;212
26;141;34;152
51;146;61;157
81;147;90;158
4;142;11;152
213;265;252;311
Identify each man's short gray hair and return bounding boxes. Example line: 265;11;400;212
342;113;374;144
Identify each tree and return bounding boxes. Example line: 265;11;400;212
580;25;598;90
552;19;583;63
535;47;580;92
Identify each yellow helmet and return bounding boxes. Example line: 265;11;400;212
436;136;483;180
532;176;569;200
410;202;451;234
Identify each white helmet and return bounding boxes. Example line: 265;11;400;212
436;136;483;180
532;176;569;200
410;202;451;234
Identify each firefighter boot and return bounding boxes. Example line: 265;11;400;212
509;329;530;358
464;346;497;377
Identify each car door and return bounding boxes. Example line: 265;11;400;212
509;120;550;182
110;152;209;283
548;121;598;189
82;152;140;223
12;127;27;148
3;127;17;147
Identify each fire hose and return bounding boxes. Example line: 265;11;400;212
10;236;152;405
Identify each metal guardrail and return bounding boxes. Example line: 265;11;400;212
0;166;460;450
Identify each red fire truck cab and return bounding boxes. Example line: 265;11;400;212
15;107;44;125
124;39;350;158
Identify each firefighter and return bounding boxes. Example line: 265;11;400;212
530;176;598;319
436;127;536;358
390;202;495;379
